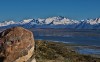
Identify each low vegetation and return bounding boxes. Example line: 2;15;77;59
34;40;100;62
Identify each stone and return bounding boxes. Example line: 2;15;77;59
0;27;35;62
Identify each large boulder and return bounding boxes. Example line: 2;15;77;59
0;27;35;62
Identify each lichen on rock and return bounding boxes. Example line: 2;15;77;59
0;27;35;62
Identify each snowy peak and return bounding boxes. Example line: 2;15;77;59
0;21;15;26
0;16;100;29
21;19;33;24
87;18;100;25
38;16;65;24
37;16;79;25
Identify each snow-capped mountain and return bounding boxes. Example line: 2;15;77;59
0;16;100;29
87;18;100;25
0;21;15;26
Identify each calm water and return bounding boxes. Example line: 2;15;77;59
33;29;100;55
34;36;100;46
34;35;100;55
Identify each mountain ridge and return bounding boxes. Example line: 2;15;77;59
0;16;100;29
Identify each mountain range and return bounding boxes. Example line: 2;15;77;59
0;16;100;29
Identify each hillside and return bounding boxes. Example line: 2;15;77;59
33;40;100;62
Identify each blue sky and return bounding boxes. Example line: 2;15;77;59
0;0;100;21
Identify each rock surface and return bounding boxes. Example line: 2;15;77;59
0;27;35;62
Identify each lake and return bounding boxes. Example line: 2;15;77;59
34;36;100;46
33;29;100;56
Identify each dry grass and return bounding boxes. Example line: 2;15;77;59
34;40;100;62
